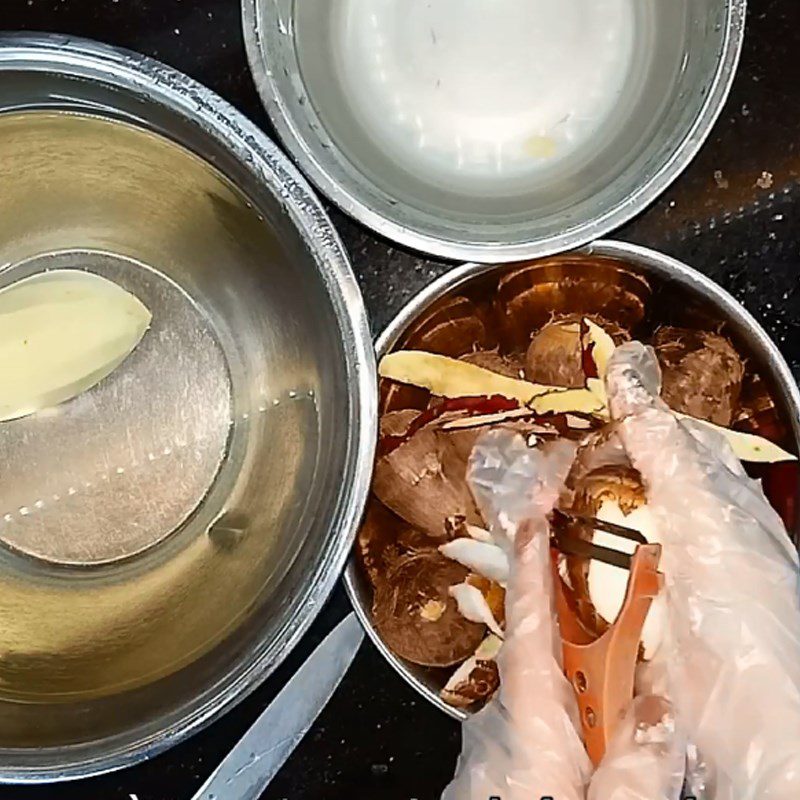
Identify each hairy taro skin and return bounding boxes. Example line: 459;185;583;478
373;550;486;668
653;327;745;426
525;314;630;388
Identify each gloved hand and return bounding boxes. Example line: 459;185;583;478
605;342;800;800
443;430;683;800
443;342;800;800
442;432;591;800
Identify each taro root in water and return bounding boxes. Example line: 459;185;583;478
372;550;487;667
653;327;745;426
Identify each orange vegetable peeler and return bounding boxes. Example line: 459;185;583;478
550;510;664;766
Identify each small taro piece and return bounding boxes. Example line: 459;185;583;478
373;550;487;667
653;326;745;426
525;314;630;389
440;658;500;709
440;634;503;708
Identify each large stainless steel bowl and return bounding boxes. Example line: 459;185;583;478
344;240;800;720
0;34;376;781
244;1;746;262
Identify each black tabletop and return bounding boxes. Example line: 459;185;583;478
1;2;799;799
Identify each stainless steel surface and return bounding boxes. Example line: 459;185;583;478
243;1;746;262
344;240;800;721
0;251;231;565
192;613;364;800
0;34;376;781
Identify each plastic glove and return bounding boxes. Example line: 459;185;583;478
588;695;685;800
605;342;800;800
442;431;592;800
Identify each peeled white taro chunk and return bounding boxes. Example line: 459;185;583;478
587;498;667;660
0;270;152;421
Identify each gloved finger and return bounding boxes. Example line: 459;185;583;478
588;696;685;800
442;431;591;800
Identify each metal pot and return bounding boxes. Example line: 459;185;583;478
344;240;800;720
244;1;746;262
0;34;376;781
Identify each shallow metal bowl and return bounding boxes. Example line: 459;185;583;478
344;240;800;720
0;34;376;780
244;1;746;262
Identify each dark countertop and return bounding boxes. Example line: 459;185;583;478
1;2;799;799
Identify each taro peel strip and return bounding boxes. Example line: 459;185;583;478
380;350;604;415
678;413;797;464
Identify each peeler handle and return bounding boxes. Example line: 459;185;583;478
554;544;663;765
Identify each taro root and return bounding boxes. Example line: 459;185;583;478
496;256;650;350
460;349;524;379
357;499;433;587
373;550;487;667
525;314;630;388
561;464;648;640
557;427;666;660
441;660;500;709
373;416;483;539
380;408;419;439
653;327;745;426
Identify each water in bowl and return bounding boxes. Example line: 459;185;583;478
329;0;636;194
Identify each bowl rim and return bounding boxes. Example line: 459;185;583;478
242;0;748;263
343;238;800;722
0;32;377;782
